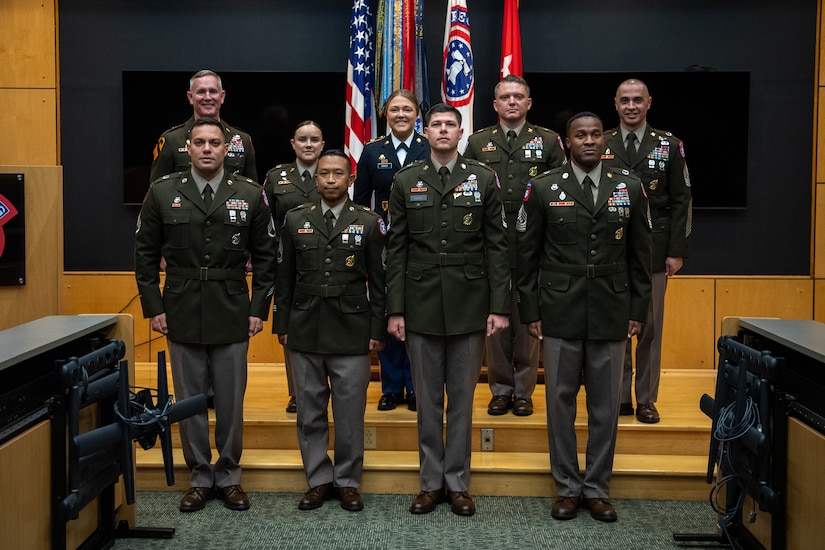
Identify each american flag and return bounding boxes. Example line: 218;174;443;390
345;0;377;172
441;0;474;152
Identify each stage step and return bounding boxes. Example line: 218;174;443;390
133;364;715;500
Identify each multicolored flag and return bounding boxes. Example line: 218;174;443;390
345;0;378;172
375;1;429;133
500;0;522;78
441;0;474;152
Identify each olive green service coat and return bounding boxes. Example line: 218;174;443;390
516;164;652;341
386;157;511;335
135;170;277;344
602;125;692;271
274;199;387;355
464;122;568;267
150;116;258;183
263;162;320;234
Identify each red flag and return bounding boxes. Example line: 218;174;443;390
500;0;522;78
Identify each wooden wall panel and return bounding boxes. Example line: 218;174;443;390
0;0;56;88
715;278;814;337
62;272;286;364
817;183;825;277
815;279;825;323
0;90;58;165
0;166;63;330
662;277;715;369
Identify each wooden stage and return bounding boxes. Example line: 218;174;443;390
135;363;716;500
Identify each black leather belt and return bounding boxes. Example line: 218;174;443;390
409;252;483;266
295;282;366;298
166;267;247;281
542;262;626;279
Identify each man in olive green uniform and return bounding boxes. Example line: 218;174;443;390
275;150;386;513
150;70;257;183
387;104;510;517
135;119;277;513
602;79;692;424
464;75;567;417
517;112;651;522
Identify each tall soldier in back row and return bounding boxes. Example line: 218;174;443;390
602;79;692;424
464;75;567;418
151;69;257;184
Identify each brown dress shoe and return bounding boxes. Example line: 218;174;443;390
636;403;660;423
299;483;335;510
619;402;634;416
550;495;581;520
585;497;617;522
218;485;250;511
487;395;513;415
337;487;364;512
409;490;446;514
179;487;212;512
448;491;475;516
512;397;534;417
285;395;297;413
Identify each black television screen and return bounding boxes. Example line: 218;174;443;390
124;70;749;209
122;71;346;204
521;71;750;210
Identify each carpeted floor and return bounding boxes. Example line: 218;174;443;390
111;492;719;549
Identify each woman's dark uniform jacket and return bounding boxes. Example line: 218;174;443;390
135;170;277;343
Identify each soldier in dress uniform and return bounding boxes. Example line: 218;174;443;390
387;103;510;517
464;75;567;418
354;89;429;412
135;118;277;513
150;69;257;183
602;79;693;424
274;149;386;513
263;120;325;413
516;112;651;523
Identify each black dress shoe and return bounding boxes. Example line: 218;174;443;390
487;395;513;415
285;395;297;413
337;487;364;511
512;397;534;417
447;491;475;516
179;487;213;512
619;402;634;416
550;495;580;520
206;395;215;409
636;403;660;423
409;490;446;514
298;483;335;510
218;485;250;511
585;497;617;522
406;392;417;411
377;393;403;411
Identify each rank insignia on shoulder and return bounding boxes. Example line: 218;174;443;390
621;169;630;176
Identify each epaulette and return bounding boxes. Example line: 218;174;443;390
650;127;679;141
366;135;386;145
229;175;256;185
161;122;186;135
152;170;186;185
471;125;495;135
463;158;495;173
535;125;557;135
396;160;423;174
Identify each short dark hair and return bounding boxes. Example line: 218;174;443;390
190;118;225;141
424;103;462;127
318;149;351;173
566;111;603;135
494;74;530;97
